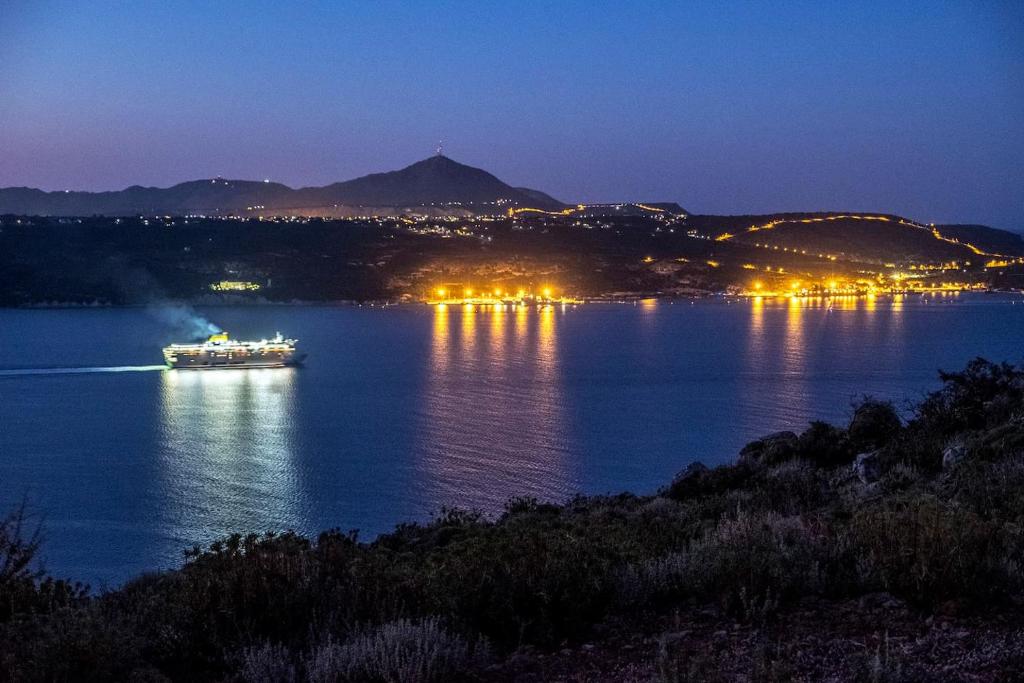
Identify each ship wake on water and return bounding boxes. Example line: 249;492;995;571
0;365;168;378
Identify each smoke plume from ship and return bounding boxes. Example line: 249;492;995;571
147;303;221;340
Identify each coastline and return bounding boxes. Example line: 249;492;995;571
6;287;1022;311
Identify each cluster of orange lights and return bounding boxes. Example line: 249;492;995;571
427;285;577;305
743;276;984;298
508;203;670;218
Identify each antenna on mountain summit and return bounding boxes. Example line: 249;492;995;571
435;140;444;157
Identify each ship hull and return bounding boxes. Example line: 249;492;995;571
164;351;306;370
165;360;303;370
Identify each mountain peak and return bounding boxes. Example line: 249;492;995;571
312;156;563;209
416;153;456;164
401;154;486;175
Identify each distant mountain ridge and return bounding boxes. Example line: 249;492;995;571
1;159;1020;254
0;156;567;216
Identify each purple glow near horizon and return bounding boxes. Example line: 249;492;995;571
0;1;1021;230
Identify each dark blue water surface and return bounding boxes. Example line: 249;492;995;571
1;294;1023;587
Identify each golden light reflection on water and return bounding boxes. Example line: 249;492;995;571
833;295;858;311
433;303;450;373
417;304;573;513
749;296;765;340
461;304;477;354
158;368;305;539
780;296;811;420
515;303;528;346
740;296;770;432
884;294;906;350
742;295;908;428
490;302;506;357
538;305;556;370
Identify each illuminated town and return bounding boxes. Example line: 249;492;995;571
424;286;583;306
209;280;261;292
5;202;1022;308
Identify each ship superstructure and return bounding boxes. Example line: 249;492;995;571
162;332;305;369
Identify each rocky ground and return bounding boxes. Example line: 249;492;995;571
492;599;1024;682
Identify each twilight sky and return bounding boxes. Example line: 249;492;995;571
1;1;1022;230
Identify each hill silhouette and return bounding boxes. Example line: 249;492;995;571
293;155;563;210
0;156;565;216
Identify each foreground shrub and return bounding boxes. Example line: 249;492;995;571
944;456;1024;522
738;432;798;467
301;617;489;683
1;603;151;682
663;462;756;502
106;530;334;677
880;461;923;493
619;509;827;617
898;360;1024;468
915;358;1024;437
416;513;621;647
848;399;901;451
760;459;829;515
796;421;853;466
0;502;87;624
241;642;296;683
848;494;1004;604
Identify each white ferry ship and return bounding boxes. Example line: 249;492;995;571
162;332;305;369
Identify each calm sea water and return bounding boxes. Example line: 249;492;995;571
1;294;1023;587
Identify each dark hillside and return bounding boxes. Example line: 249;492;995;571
0;210;1009;306
729;217;970;263
688;213;1017;264
938;224;1024;256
